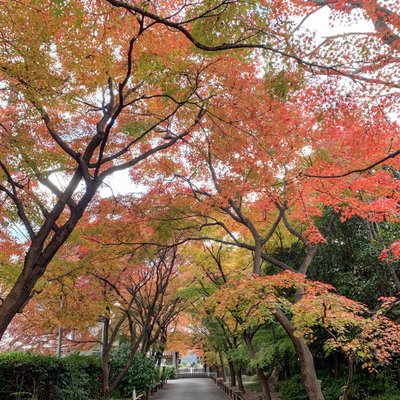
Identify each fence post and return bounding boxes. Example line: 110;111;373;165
132;387;136;400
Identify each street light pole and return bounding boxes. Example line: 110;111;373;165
56;327;63;358
56;296;64;358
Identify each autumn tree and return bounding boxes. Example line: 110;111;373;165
95;246;187;397
103;2;400;397
3;239;187;398
125;46;400;396
0;0;216;339
2;0;400;342
0;5;399;400
209;272;400;400
178;241;279;398
0;0;283;339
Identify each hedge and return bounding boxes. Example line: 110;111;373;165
0;350;178;400
0;351;175;400
0;352;101;400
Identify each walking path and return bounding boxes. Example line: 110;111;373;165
152;378;228;400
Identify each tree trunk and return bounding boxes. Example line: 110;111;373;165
228;361;236;387
101;318;111;398
236;364;245;393
339;355;354;400
388;262;400;292
253;239;262;275
219;351;226;381
244;331;272;400
155;338;166;367
0;261;44;338
299;246;318;274
274;309;324;400
256;368;272;400
0;183;98;340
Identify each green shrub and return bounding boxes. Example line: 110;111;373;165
0;352;64;400
321;376;346;400
161;365;176;380
280;372;400;400
0;350;171;399
346;373;399;400
59;354;102;400
0;352;102;400
280;374;308;400
110;347;157;397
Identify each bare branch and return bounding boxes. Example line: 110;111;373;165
303;148;400;179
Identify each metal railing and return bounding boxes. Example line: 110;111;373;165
133;381;165;399
174;369;217;379
211;376;248;400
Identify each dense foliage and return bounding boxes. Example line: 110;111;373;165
309;212;400;308
161;365;176;381
111;348;158;397
0;351;166;399
0;353;101;400
0;1;400;399
281;372;400;400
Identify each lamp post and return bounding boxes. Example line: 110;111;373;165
56;296;64;358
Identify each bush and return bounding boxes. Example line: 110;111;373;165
161;365;176;380
321;376;346;400
368;396;400;400
110;347;158;397
280;371;400;400
280;374;308;400
0;352;64;400
58;354;101;400
0;350;169;399
0;352;102;400
346;373;399;400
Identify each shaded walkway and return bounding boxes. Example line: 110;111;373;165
152;378;228;400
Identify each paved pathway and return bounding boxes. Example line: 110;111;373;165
152;378;228;400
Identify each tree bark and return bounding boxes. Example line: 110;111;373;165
339;355;354;400
256;368;272;400
388;262;400;292
253;239;262;275
274;309;324;400
0;183;98;339
219;351;227;381
228;361;237;387
236;364;245;393
243;331;272;400
0;262;44;338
